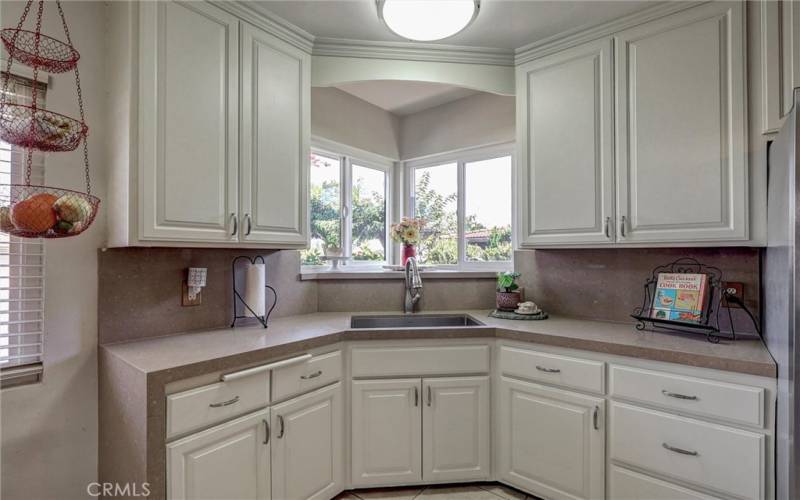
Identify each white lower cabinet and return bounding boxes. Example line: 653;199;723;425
167;408;271;500
423;376;491;482
497;376;605;500
351;376;491;487
351;378;422;486
271;383;344;500
609;466;722;500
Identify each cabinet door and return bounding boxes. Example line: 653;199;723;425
351;378;422;487
615;2;747;243
167;408;270;500
271;383;343;500
516;38;615;246
138;1;239;242
240;22;309;246
422;376;490;482
497;377;604;500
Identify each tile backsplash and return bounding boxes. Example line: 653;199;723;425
514;247;761;332
98;247;762;344
97;249;317;344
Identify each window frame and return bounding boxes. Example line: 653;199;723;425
307;138;395;269
404;142;515;271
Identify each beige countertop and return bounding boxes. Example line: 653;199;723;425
101;310;776;378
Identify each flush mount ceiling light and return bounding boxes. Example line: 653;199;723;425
376;0;480;42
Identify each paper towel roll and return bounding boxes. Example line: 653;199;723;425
244;262;266;317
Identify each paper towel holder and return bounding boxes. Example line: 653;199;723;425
231;255;278;328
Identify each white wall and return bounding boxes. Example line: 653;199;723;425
311;87;401;159
0;2;108;499
399;92;515;160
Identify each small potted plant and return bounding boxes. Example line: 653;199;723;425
496;271;522;311
390;217;424;265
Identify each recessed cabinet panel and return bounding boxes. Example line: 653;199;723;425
139;1;238;242
240;22;309;245
517;38;615;246
351;379;422;487
422;376;490;482
167;409;270;500
498;377;605;500
615;2;747;242
271;383;343;500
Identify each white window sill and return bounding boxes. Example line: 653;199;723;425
299;266;507;281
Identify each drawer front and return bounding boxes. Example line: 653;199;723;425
167;369;269;439
351;344;490;378
610;365;764;427
499;345;605;394
271;350;342;401
610;466;722;500
610;403;764;500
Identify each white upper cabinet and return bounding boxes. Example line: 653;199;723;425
240;22;310;246
111;1;310;248
516;38;615;246
516;2;750;247
615;2;747;244
138;1;239;243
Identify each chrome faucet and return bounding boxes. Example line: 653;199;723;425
404;256;423;313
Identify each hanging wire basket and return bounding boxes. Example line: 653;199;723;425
0;29;79;74
0;184;99;238
0;103;87;152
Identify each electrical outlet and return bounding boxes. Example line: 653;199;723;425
722;282;744;308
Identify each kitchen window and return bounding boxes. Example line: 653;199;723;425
0;75;46;387
406;143;513;270
302;141;393;267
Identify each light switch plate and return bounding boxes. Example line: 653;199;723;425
181;281;202;306
722;282;744;308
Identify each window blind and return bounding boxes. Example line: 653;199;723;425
0;75;46;372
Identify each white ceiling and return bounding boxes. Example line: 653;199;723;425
257;0;655;50
335;80;481;116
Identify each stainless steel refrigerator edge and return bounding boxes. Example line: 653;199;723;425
765;88;800;499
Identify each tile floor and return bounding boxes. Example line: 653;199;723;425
334;483;540;500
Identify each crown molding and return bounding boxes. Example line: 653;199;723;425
515;1;705;65
213;1;316;53
313;37;514;66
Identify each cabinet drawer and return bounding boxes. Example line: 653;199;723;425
499;345;605;394
271;350;342;401
609;365;764;427
610;403;764;500
351;344;490;377
167;369;269;439
610;466;722;500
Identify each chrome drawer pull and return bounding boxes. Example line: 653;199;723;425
209;395;239;408
662;443;699;456
662;389;698;401
301;370;322;380
536;365;561;373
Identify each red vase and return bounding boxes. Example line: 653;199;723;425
402;244;416;265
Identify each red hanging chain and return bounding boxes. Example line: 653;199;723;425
55;0;91;195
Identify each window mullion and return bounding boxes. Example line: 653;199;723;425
457;160;466;268
341;156;353;260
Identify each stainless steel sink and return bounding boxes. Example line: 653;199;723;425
350;314;484;329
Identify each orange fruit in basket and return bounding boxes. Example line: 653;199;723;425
10;193;58;233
